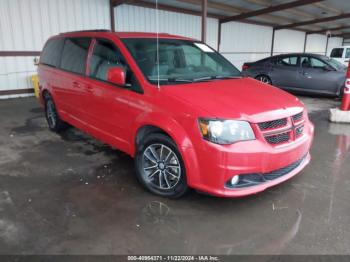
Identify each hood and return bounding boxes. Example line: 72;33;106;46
162;77;304;123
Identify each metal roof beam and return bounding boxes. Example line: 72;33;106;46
275;13;350;30
176;0;299;28
306;26;350;35
220;0;324;24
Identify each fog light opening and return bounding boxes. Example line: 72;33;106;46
230;175;240;186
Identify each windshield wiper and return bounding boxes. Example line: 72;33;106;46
192;75;241;82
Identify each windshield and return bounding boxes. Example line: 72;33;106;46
122;38;241;85
323;56;347;70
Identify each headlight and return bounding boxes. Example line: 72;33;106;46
198;119;255;144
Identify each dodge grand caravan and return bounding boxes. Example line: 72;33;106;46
38;30;314;198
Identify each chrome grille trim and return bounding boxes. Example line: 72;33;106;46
258;111;305;145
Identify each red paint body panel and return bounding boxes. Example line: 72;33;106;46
341;61;350;111
38;31;314;197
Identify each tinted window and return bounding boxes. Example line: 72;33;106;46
276;56;298;66
90;39;128;83
300;56;327;69
330;48;343;58
40;38;64;67
60;38;91;74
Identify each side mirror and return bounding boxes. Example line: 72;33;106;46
323;65;334;71
107;67;126;86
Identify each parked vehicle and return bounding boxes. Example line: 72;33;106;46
242;53;346;97
38;30;314;198
330;46;350;66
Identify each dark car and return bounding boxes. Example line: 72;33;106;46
242;53;347;97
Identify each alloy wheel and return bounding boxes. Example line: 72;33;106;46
257;76;271;84
46;100;57;128
141;144;181;190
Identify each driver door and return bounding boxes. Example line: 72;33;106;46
297;56;339;94
83;38;135;152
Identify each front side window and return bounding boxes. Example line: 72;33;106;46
40;38;64;67
330;48;343;58
90;39;127;82
301;56;327;69
60;38;91;75
122;38;240;85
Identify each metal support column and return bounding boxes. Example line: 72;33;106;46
325;35;330;55
303;33;308;53
110;0;115;32
217;22;222;51
270;29;275;56
201;0;207;43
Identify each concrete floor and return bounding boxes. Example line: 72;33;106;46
0;96;349;255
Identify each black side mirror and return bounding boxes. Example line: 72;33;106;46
323;65;334;71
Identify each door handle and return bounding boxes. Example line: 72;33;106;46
301;72;312;78
73;81;80;88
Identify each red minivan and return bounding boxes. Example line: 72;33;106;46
38;30;314;198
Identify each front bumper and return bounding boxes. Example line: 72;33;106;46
188;119;314;197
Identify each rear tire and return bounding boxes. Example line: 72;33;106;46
255;75;272;85
44;93;68;133
135;133;189;198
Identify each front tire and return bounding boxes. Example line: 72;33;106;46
135;133;189;198
44;93;68;132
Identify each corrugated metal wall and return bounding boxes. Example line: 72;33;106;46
220;21;273;69
305;34;327;55
303;34;343;56
115;4;219;50
326;37;343;56
0;0;111;98
273;29;306;55
0;2;344;98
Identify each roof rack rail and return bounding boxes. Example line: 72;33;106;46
60;29;111;34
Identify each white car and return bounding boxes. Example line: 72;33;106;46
330;46;350;66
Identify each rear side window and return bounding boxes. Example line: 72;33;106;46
60;38;91;75
40;38;64;67
330;48;343;58
275;56;298;66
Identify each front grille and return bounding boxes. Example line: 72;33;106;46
226;154;307;188
258;118;287;130
292;112;303;122
265;132;290;145
258;111;305;145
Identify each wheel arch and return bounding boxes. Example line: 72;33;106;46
131;113;200;187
